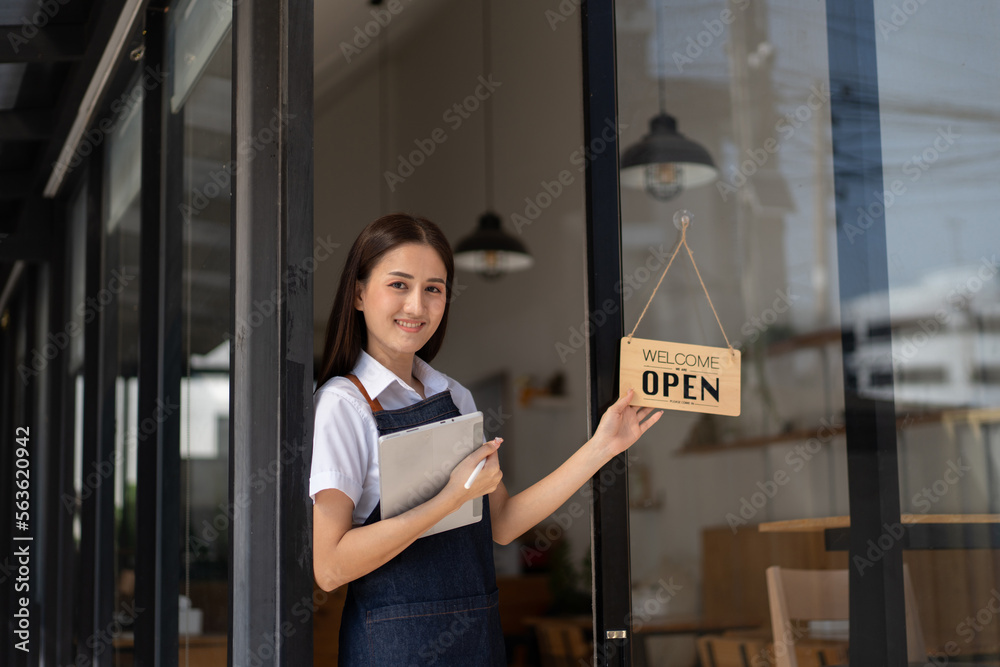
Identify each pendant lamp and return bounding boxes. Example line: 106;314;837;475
454;0;533;279
454;212;533;276
620;0;717;200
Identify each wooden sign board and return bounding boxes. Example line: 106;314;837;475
620;337;741;416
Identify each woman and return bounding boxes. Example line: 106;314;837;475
311;213;662;665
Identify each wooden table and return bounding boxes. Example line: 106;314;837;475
759;514;1000;550
759;514;1000;532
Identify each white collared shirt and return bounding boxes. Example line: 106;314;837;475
310;349;478;525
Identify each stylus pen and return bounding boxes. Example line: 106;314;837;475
464;458;487;490
465;437;502;489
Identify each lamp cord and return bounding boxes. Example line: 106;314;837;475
379;26;389;216
654;0;666;114
482;0;494;210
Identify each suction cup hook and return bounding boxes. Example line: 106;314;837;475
673;209;693;231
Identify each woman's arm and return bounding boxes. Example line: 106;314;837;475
313;438;503;591
490;388;661;545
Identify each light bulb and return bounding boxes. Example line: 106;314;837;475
484;250;499;274
644;162;684;200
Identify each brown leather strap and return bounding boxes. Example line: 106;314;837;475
346;374;384;413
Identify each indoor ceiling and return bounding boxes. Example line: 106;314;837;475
314;0;454;103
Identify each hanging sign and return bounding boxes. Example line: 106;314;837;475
620;337;740;416
619;210;741;416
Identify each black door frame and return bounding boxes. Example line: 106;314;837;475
581;0;632;665
229;0;315;665
825;2;907;665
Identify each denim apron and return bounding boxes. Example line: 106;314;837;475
337;374;506;667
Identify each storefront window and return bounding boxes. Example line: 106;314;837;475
104;79;143;657
69;177;87;549
169;0;233;658
874;0;1000;655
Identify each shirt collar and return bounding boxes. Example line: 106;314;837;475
350;349;449;400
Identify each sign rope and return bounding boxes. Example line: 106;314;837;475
626;212;734;354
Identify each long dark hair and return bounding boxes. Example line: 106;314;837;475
316;213;455;390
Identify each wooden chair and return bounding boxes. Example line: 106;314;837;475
697;634;771;667
532;618;592;667
697;630;850;667
765;566;926;667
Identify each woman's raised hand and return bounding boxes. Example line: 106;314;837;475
593;388;662;457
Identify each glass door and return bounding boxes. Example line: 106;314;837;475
167;0;233;662
587;0;1000;665
613;0;850;665
104;75;143;664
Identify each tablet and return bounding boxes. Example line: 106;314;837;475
377;411;484;537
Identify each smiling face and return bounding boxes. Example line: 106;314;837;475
354;242;448;370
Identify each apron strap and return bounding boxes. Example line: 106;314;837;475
345;374;384;413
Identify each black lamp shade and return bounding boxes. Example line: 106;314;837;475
454;212;533;278
621;112;718;199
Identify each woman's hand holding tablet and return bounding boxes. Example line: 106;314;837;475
442;437;503;509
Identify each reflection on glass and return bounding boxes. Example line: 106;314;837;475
69;178;87;549
617;0;847;663
105;80;142;657
873;0;1000;656
170;10;232;659
68;178;87;663
170;0;232;112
